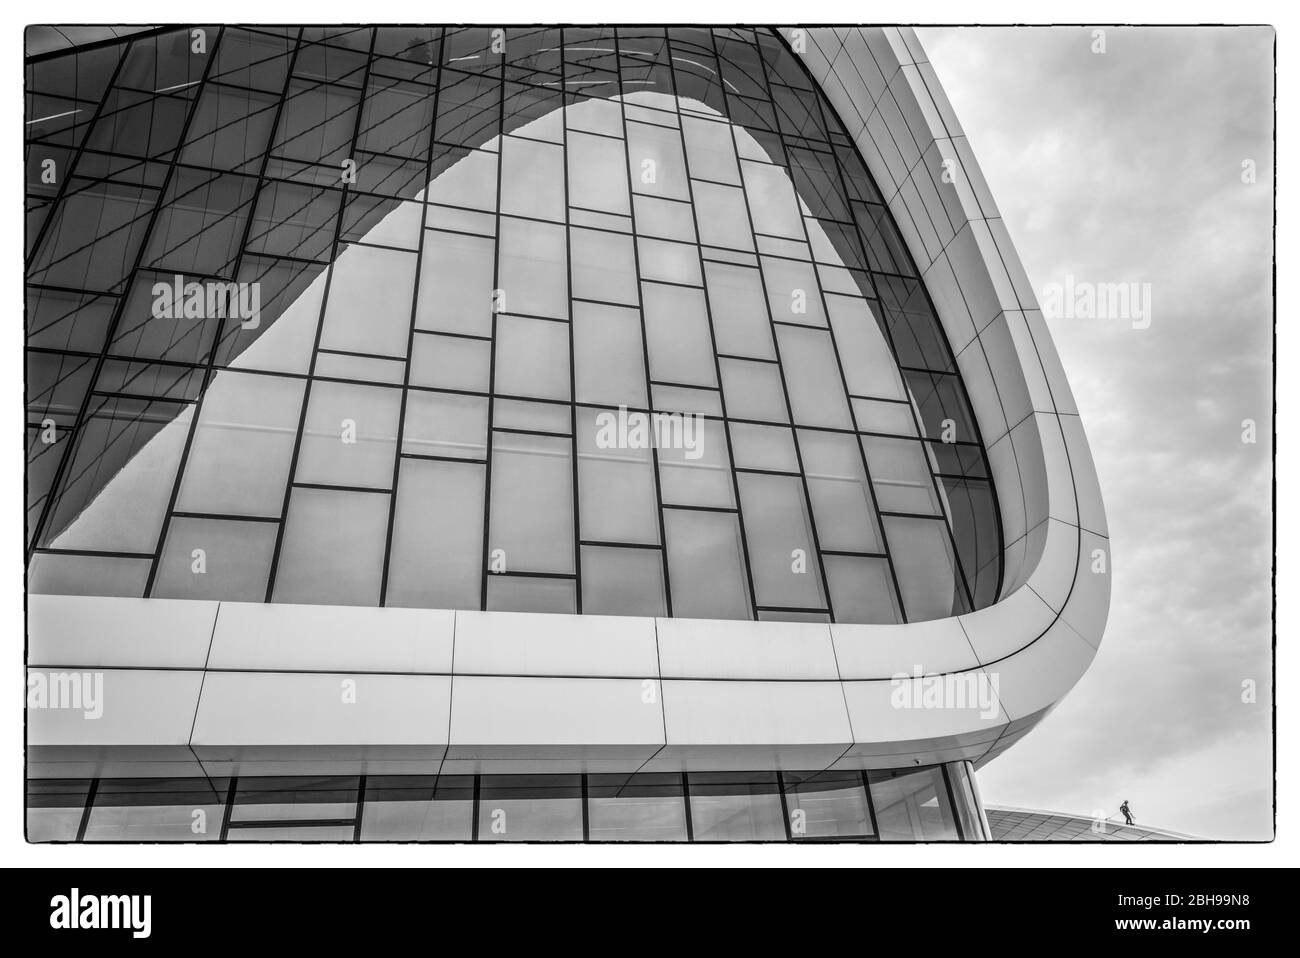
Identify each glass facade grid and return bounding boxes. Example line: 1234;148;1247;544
27;26;1001;625
27;764;982;843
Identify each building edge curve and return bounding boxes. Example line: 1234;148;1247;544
26;26;1111;785
781;26;1110;765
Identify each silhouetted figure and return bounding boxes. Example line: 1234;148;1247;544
1120;800;1134;825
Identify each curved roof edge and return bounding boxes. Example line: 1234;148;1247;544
26;27;1111;780
784;26;1110;766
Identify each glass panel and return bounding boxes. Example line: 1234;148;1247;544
824;555;901;624
941;476;1000;609
568;130;631;214
882;515;970;621
852;397;917;436
497;217;567;319
775;324;852;429
741;159;803;236
415;230;495;337
682;115;740;184
314;351;405;385
719;357;787;423
567;94;625;138
403;391;488;460
729;422;798;472
688;772;785;841
84;778;226;842
657;417;733;507
41;397;191;552
29;180;155;294
571;227;636;305
231;776;360;823
275;80;360;164
410;333;492;392
222;255;323;374
177;372;303;516
434;70;501;146
643;282;715;386
588;774;688;841
26;779;92;842
574;302;647;407
493;398;570;434
387;458;484;609
653;383;724;418
296;381;401;488
500;135;565;221
488;431;574;574
495;315;570;401
762;256;826;326
577;407;660;544
360;776;474;841
28;553;152;597
633;194;696;242
485;575;577;614
319;244;417;358
26;286;116;353
426;203;495;235
877;275;953;372
110;270;221;366
693;180;753;251
905;369;976;443
143;170;256;278
798;429;882;553
861;436;942;515
358;76;436;158
153;517;278;601
784;771;874;839
579;546;667;617
211;28;294;91
868;767;960;841
704;261;775;360
627;120;688;200
182;85;278;173
637;237;701;285
478;776;583;841
272;487;389;605
503;81;564;140
664;508;751;619
226;824;355;841
342;196;421;249
736;471;825;609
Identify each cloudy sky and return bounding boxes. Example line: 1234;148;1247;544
918;26;1274;840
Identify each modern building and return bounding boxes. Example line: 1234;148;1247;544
24;25;1109;842
986;807;1196;842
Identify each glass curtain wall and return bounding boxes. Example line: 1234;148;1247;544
26;26;1001;624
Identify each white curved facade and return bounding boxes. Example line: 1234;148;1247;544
27;26;1108;795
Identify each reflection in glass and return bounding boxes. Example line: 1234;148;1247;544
588;774;688;841
868;767;960;841
783;772;874;839
688;772;786;841
360;776;473;841
478;775;583;841
488;431;573;574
